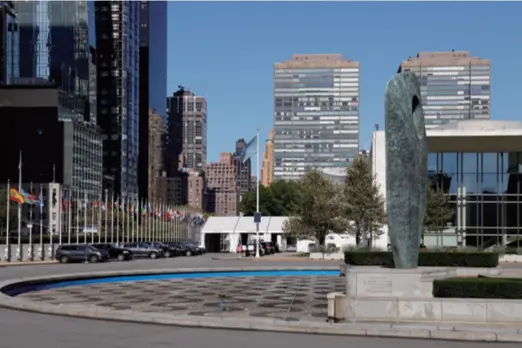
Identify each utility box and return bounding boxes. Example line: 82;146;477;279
327;292;346;322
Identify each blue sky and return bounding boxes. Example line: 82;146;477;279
167;2;521;163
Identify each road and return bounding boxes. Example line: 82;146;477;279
0;254;521;348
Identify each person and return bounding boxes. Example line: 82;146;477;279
236;244;243;253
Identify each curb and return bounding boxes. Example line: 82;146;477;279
0;267;521;343
0;261;58;268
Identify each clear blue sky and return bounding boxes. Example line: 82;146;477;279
167;2;522;163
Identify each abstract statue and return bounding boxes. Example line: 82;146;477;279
384;72;428;269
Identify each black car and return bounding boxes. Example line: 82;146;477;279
149;242;181;258
55;244;110;264
186;242;206;254
168;242;198;256
91;243;133;261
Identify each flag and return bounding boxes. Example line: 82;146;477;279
9;188;24;204
20;189;39;205
38;188;44;208
240;135;258;163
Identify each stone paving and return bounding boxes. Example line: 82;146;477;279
19;275;345;322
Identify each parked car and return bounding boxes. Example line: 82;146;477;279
55;244;109;264
260;241;275;254
149;242;181;258
91;243;133;261
245;243;265;257
167;242;199;256
120;242;164;259
185;242;206;254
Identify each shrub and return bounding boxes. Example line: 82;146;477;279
309;244;340;253
344;250;499;268
433;277;522;299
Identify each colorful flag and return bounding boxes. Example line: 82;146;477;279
9;188;24;204
20;189;39;205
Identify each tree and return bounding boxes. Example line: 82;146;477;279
342;155;386;246
269;180;302;216
283;170;345;246
240;180;302;216
424;184;454;242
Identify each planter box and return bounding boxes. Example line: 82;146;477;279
500;254;522;263
310;252;344;260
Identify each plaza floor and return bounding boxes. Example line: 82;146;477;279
18;274;345;322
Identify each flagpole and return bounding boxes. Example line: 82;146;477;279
28;182;33;261
110;192;114;244
39;184;43;260
104;189;108;243
126;197;130;243
131;197;135;243
17;151;22;261
91;197;95;244
75;195;79;244
83;191;87;244
5;180;10;262
98;193;102;243
116;196;120;244
67;190;72;244
255;129;260;258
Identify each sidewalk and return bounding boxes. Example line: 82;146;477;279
0;260;57;268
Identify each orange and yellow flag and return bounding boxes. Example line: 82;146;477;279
9;188;24;204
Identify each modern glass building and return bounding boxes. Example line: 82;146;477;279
138;0;167;200
0;1;19;85
398;51;491;128
372;120;522;250
14;0;90;117
95;1;140;198
273;54;360;181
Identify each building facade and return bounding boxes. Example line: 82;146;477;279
206;153;238;216
166;87;208;174
233;138;252;201
94;1;140;198
261;129;275;187
372;120;522;250
138;0;167;200
14;0;91;121
156;175;183;205
273;54;360;181
398;51;491;128
0;86;103;201
0;1;18;85
147;109;166;202
187;173;205;211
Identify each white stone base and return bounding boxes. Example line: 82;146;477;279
310;252;344;260
500;255;522;263
342;266;513;323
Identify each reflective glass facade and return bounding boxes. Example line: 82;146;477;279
399;51;491;128
14;0;90;114
273;54;359;181
95;1;140;198
428;152;522;248
0;1;19;84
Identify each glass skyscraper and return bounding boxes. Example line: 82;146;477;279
273;54;360;181
95;1;140;198
398;51;491;128
0;1;19;85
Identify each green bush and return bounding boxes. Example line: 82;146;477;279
344;251;499;268
433;277;522;299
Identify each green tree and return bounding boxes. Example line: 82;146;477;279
240;185;284;216
424;184;454;242
342;155;386;246
269;180;302;216
283;170;345;246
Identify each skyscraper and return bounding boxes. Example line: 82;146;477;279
261;129;274;187
138;0;167;200
273;54;360;181
166;87;207;174
233;138;252;200
0;1;18;85
13;1;91;121
94;1;140;197
398;51;491;128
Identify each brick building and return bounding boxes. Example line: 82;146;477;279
261;129;274;186
205;152;238;216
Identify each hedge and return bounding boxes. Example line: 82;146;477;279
433;277;522;299
344;251;499;268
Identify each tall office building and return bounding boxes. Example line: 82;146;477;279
138;0;167;200
166;87;208;174
398;51;491;128
147;109;166;203
206;153;239;216
14;1;91;121
94;1;140;198
233;138;252;201
0;1;18;85
261;129;275;187
273;54;360;181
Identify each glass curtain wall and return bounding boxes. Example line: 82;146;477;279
428;152;522;248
